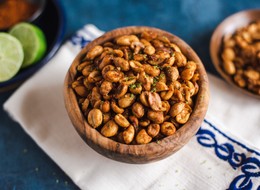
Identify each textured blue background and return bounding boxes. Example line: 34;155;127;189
0;0;259;189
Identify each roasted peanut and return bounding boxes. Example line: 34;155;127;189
114;114;130;128
100;100;110;113
90;87;101;106
160;89;174;100
86;45;103;60
103;70;123;83
175;108;191;124
165;66;179;83
223;60;236;75
181;61;197;80
128;115;139;128
82;65;95;77
87;70;102;83
141;31;157;41
138;71;152;91
221;48;235;61
129;60;144;73
113;57;130;71
99;55;113;70
161;122;176;136
116;35;139;46
169;102;186;118
174;51;187;67
139;91;150;107
147;124;160;138
129;83;142;94
111;100;124;114
81;98;90;113
118;93;136;108
131;41;145;54
132;102;145;118
147;92;164;111
144;45;155;55
114;83;128;99
147;110;164;124
101;120;118;137
87;109;103;128
100;80;113;96
123;125;135;144
74;85;88;97
155;81;169;92
103;113;111;123
136;129;152;144
139;119;150;127
143;64;160;77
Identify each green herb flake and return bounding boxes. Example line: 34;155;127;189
151;88;156;92
136;83;141;87
129;84;136;89
159;73;165;78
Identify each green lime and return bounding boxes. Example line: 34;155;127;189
9;22;47;68
0;33;24;82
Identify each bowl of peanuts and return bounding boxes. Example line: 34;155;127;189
64;26;209;164
210;9;260;98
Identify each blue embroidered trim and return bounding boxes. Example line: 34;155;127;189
70;34;91;49
196;120;260;190
204;120;260;156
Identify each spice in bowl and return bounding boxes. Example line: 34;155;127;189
221;20;260;95
0;0;42;30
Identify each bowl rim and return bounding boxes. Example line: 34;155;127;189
210;8;260;99
64;26;209;163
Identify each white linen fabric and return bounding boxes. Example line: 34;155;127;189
4;25;260;190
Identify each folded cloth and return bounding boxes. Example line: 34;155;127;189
4;25;260;190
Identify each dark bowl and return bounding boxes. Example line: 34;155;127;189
0;0;65;92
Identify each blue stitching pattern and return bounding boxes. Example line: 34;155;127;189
204;120;260;156
197;120;260;190
70;34;91;49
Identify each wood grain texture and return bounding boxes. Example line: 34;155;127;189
64;26;210;164
210;9;260;99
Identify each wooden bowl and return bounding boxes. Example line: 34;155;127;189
210;9;260;99
64;26;209;164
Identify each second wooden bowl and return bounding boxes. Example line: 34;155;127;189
64;26;209;164
210;9;260;99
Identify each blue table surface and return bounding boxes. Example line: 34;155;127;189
1;0;259;189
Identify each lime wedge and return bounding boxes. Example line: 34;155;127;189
9;22;47;68
0;33;24;82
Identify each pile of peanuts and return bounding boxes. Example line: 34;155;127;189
221;21;260;95
71;31;200;144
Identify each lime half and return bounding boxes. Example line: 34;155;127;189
0;33;24;82
9;22;47;68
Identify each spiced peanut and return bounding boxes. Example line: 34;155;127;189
72;31;200;144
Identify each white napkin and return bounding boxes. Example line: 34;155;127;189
4;25;260;190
